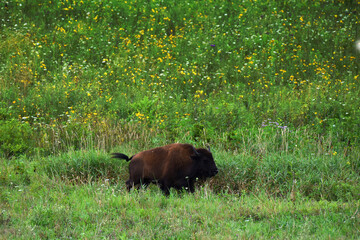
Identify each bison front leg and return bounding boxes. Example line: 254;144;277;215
183;177;195;193
188;180;195;193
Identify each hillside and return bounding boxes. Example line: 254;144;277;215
1;0;359;156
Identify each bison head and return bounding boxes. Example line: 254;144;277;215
192;147;218;179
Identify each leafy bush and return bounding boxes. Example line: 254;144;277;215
0;120;34;158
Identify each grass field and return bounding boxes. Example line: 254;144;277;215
1;0;360;239
1;148;359;239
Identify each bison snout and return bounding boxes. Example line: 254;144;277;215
211;169;218;176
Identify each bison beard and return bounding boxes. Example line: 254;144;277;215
112;143;218;195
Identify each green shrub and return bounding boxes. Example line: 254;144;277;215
0;120;34;158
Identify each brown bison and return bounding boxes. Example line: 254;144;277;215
112;143;218;195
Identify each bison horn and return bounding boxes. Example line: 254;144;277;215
192;147;200;156
207;145;211;152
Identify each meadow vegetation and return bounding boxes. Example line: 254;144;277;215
1;0;359;238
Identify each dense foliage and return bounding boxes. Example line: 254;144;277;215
1;0;359;156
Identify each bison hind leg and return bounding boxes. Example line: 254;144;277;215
158;181;170;196
126;179;134;192
126;179;150;192
138;179;150;190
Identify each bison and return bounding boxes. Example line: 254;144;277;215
112;143;218;195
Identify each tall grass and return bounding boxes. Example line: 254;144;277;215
1;143;358;202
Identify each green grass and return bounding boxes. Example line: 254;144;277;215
1;147;359;238
1;0;360;238
1;175;359;239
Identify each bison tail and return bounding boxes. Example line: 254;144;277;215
111;153;132;161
